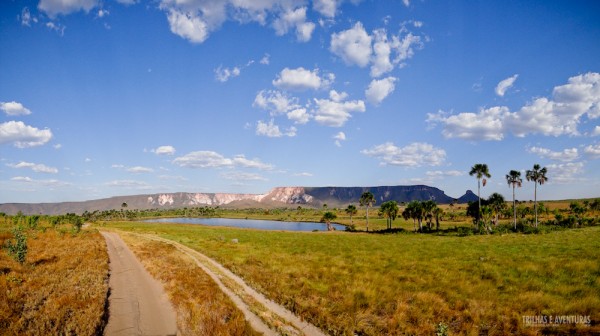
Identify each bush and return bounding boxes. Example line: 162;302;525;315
6;226;28;264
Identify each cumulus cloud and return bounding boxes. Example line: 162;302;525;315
253;90;300;115
331;22;424;77
38;0;99;17
153;145;176;155
313;0;339;17
173;151;273;170
106;180;151;188
165;9;209;44
272;7;315;42
272;67;334;91
20;7;32;26
8;161;58;174
0;121;53;148
425;170;464;178
11;176;71;187
592;126;600;136
546;162;585;184
293;172;313;177
256;119;297;137
584;144;600;159
365;77;397;105
127;166;154;173
330;22;372;67
287;108;311;124
428;73;600;141
313;90;366;127
1;101;32;116
361;142;446;167
214;66;241;82
220;171;267;181
333;131;346;147
260;53;270;65
495;74;519;96
527;146;579;162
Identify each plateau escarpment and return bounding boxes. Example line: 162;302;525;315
0;185;475;215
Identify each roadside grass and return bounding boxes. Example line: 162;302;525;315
118;231;260;336
109;222;600;335
0;228;108;335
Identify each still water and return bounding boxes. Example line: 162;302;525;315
143;217;346;231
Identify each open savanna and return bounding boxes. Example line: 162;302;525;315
116;231;259;336
108;221;600;335
0;226;108;335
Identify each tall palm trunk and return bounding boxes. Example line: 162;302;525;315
534;183;538;228
477;178;481;230
512;185;517;230
366;206;369;232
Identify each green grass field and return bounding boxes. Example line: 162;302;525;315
107;221;600;335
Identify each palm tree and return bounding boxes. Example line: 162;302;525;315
359;191;376;232
526;164;548;228
380;201;399;230
469;163;491;229
506;170;522;230
321;211;337;231
422;200;437;230
402;200;424;232
487;192;506;227
345;204;357;226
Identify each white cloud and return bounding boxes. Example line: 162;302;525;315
495;74;519;96
11;176;70;187
173;151;273;170
8;161;58;174
127;166;154;173
287;108;311;124
53;144;62;149
313;90;366;127
46;21;66;36
293;172;313;177
165;9;209;44
38;0;99;17
361;142;446;167
592;126;600;136
20;7;32;26
1;101;32;116
313;0;339;17
106;180;150;188
527;146;579;162
272;7;315;42
215;66;241;82
330;22;372;67
546;162;585;184
272;67;333;91
402;0;410;7
260;53;270;65
97;8;109;18
425;170;464;178
153;145;176;155
427;107;508;141
220;171;267;181
256;119;297;137
333;131;346;147
365;77;397;105
331;22;424;77
253;90;299;115
0;121;53;148
584;144;600;159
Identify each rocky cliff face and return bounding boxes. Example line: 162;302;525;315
0;185;473;215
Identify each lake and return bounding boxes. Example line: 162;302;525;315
143;217;347;231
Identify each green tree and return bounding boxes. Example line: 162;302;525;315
380;201;399;230
469;163;491;230
345;204;357;226
526;164;548;228
402;200;424;232
506;170;522;230
359;191;376;232
321;211;337;231
487;192;506;227
422;200;437;230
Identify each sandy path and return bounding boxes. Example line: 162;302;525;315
130;232;327;336
101;232;178;336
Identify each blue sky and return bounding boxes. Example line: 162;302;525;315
1;0;600;204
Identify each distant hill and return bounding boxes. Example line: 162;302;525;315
0;185;476;215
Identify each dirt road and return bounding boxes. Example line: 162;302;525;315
101;232;177;336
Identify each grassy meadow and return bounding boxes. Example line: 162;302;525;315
108;221;600;335
0;226;108;335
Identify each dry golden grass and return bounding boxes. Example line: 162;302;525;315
119;232;260;336
0;229;108;335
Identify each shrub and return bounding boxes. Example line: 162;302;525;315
6;226;28;264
